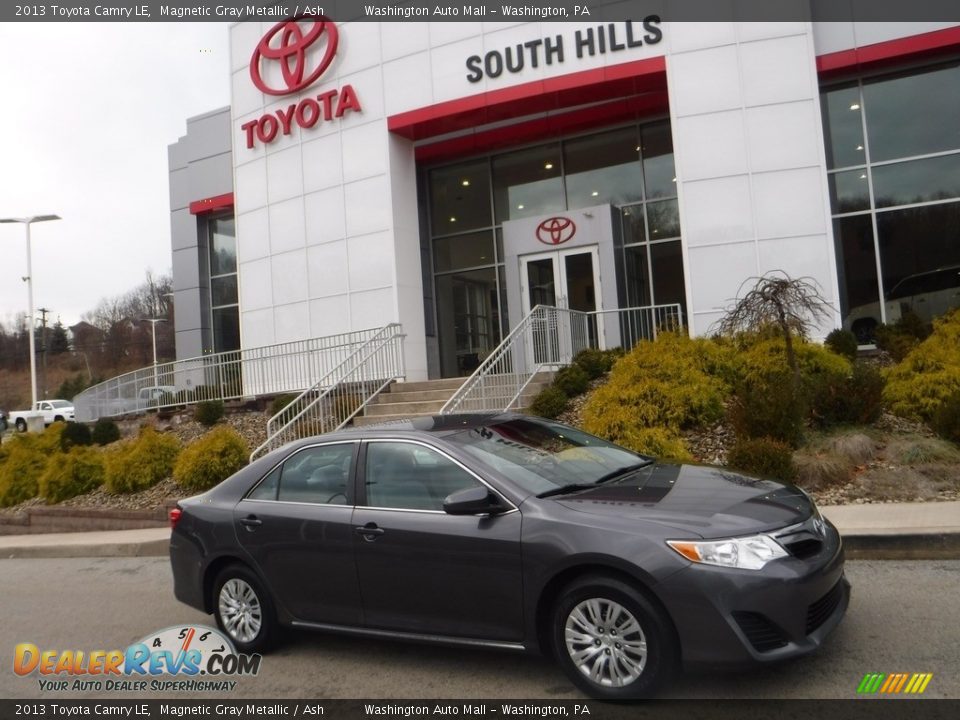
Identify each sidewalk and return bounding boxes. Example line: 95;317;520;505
0;502;958;560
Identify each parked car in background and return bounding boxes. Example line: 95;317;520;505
846;264;960;342
8;399;76;432
0;408;8;433
170;413;849;699
138;385;177;409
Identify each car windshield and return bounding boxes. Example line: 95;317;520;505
50;400;72;408
445;417;651;496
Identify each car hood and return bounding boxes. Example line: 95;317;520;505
554;463;813;538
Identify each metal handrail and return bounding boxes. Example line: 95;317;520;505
250;324;405;460
72;327;387;422
440;303;683;415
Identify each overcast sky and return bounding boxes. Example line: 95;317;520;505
0;22;232;330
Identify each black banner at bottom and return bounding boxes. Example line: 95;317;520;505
2;700;960;720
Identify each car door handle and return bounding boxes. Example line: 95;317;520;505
239;515;262;529
355;523;385;541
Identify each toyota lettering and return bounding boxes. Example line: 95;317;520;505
242;16;362;149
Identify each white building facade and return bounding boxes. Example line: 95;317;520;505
170;19;960;382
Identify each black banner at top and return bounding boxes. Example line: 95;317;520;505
4;0;960;23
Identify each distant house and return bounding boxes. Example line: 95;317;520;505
69;321;105;353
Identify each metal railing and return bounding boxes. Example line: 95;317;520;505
250;324;405;460
440;304;683;415
72;327;388;422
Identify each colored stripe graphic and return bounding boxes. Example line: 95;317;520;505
857;672;933;694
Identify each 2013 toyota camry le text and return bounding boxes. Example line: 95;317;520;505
169;413;850;699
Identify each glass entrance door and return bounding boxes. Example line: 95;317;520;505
520;247;603;363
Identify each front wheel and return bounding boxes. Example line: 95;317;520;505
15;418;26;433
212;564;278;653
551;575;678;699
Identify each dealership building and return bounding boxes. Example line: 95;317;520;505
168;18;960;383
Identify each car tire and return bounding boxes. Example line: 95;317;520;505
54;416;64;423
551;575;678;700
212;564;278;654
15;418;26;433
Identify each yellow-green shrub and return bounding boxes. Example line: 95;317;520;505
104;426;180;494
734;337;852;389
617;427;691;462
173;426;249;492
38;446;105;503
0;434;59;507
883;309;960;422
582;333;735;447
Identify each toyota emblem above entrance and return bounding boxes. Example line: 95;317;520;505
536;217;577;245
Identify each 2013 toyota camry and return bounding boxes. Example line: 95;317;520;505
169;413;849;699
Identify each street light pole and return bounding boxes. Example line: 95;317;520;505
0;215;61;412
143;318;167;387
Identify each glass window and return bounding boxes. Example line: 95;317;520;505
876;202;960;325
433;230;496;272
646;199;680;239
435;268;501;378
828;169;871;214
863;63;960;162
623;246;651;307
212;307;240;353
621;205;646;244
821;84;866;169
429;161;492;236
209;217;237;276
650;240;687;311
493;144;564;223
833;215;881;342
365;442;482;511
211;275;238;307
640;121;677;199
277;444;354;505
248;465;281;501
872;153;960;209
563;128;643;208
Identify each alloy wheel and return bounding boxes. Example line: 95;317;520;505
564;598;648;688
218;578;263;644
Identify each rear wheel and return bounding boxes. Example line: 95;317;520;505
551;575;677;699
212;564;278;653
15;418;26;433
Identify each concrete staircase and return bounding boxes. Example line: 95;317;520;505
352;373;554;427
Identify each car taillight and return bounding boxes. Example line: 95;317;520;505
169;507;182;529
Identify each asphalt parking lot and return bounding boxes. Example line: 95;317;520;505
1;557;957;700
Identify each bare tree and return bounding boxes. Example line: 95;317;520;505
715;272;834;388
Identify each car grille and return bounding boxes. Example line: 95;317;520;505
732;611;789;652
806;580;845;635
783;538;823;560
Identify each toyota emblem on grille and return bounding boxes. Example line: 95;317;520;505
536;217;577;245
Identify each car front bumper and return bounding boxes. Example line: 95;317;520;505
656;522;849;667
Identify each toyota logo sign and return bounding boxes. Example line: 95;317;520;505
536;217;577;245
250;16;339;96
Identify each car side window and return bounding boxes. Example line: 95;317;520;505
247;465;281;501
364;441;482;512
276;443;354;505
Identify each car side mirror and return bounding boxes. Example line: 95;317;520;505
443;486;507;516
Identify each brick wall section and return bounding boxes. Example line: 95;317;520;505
0;505;172;535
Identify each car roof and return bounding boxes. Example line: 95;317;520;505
288;412;527;447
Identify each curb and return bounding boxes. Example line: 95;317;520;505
2;538;169;560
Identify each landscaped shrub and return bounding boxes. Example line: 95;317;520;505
194;400;225;427
825;328;858;361
553;365;590;397
60;422;93;451
38;447;105;503
582;333;735;445
883;309;960;422
735;337;852;393
173;426;249;492
269;394;298;417
617;427;691;462
875;310;933;362
104;427;180;494
727;437;797;481
91;418;121;446
0;434;58;507
529;386;569;420
810;363;885;428
572;348;622;380
932;392;960;445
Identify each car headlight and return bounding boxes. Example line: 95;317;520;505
667;534;788;570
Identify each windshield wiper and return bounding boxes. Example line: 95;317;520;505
536;460;655;499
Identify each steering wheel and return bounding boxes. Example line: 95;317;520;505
324;493;348;505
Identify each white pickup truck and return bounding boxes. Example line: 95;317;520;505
8;399;76;432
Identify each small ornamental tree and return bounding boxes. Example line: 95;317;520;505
715;272;834;390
